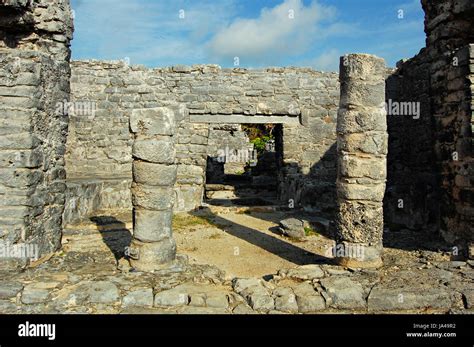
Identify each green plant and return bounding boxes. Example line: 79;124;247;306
250;135;273;153
304;226;319;237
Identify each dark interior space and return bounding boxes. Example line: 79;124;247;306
205;123;283;207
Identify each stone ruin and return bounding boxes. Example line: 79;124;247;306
0;0;472;314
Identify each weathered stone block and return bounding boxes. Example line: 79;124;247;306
336;181;386;202
21;287;50;304
336;200;384;244
132;136;175;164
279;218;306;240
154;288;188;307
131;184;174;211
189;293;206;307
133;209;173;243
340;54;386;81
176;165;204;185
296;295;326;313
132;161;177;186
339;155;386;180
87;281;120;304
129;238;176;271
338;133;388;155
340;81;386;108
0;133;40;150
275;294;298;313
248;293;274;312
320;277;366;310
368;288;451;312
282;265;325;280
174;185;203;212
130;108;175;136
122;288;154;307
205;292;229;309
0;281;23;299
336;108;387;134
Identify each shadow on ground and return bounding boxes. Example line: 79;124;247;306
90;216;132;261
192;207;334;266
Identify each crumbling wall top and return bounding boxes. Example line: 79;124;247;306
71;60;338;76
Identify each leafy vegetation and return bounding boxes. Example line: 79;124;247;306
304;226;319;237
242;124;275;154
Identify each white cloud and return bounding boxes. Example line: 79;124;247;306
206;0;337;64
310;49;341;72
72;0;237;66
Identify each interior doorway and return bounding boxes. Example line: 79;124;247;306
205;123;283;207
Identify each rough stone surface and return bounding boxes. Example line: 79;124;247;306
21;287;50;304
133;209;173;242
67;62;340;215
0;0;73;262
0;281;23;299
279;218;306;240
248;294;274;312
0;223;471;315
0;0;472;320
87;281;120;304
129;238;177;271
335;53;387;268
280;265;325;280
368;288;452;312
122;288;154;308
296;294;326;313
130;108;176;136
385;0;474;246
463;289;474;309
189;294;206;307
205;292;229;309
154;289;189;307
320;277;366;310
129;107;177;271
275;294;298;313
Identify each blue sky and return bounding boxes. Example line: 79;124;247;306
71;0;426;71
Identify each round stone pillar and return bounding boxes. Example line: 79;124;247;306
335;54;388;268
128;107;177;272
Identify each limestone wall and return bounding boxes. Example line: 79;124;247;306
386;0;474;246
0;0;73;261
423;0;474;246
385;51;439;231
67;62;339;217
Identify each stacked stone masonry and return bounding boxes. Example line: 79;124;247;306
0;0;73;262
335;54;388;268
0;0;471;277
129;108;177;271
66;62;339;216
386;0;474;247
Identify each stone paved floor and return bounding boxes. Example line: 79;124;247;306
0;209;473;314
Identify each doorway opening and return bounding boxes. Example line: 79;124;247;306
205;123;283;207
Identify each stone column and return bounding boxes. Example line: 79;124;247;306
335;54;388;268
129;108;177;272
